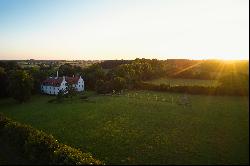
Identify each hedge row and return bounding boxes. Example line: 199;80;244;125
135;82;249;96
0;113;103;165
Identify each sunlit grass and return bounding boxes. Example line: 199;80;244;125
145;77;220;87
0;91;249;164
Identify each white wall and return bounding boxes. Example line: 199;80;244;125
76;77;84;91
41;85;59;95
59;79;67;93
41;76;85;95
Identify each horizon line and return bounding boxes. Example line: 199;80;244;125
0;58;249;61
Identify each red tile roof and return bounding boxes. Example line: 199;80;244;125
42;76;80;87
65;76;80;84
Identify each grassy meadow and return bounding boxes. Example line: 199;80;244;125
145;77;220;87
0;91;249;164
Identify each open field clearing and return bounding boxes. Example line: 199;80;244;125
0;91;248;164
145;77;220;87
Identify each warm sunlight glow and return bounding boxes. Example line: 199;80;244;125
0;0;249;60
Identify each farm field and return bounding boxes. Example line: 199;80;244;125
145;77;220;87
0;91;249;165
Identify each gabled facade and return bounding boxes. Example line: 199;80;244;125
41;75;84;95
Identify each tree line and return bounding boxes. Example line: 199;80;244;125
0;59;248;102
85;58;249;96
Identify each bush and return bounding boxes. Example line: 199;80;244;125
0;114;10;130
0;113;103;165
8;70;34;103
56;89;66;102
53;144;102;165
95;80;112;94
112;77;127;92
24;130;59;164
2;122;34;151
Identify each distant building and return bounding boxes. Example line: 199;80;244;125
41;71;84;95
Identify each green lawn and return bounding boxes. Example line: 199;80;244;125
145;77;220;87
0;91;249;164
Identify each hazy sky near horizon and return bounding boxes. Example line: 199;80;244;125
0;0;249;60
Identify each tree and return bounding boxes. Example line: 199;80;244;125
58;64;82;77
82;64;106;90
8;70;34;103
56;89;65;102
66;83;77;99
59;64;75;76
112;77;126;92
95;79;112;94
28;68;49;94
0;67;9;98
218;72;249;95
219;72;249;89
0;61;21;71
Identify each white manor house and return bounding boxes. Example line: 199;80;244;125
41;72;84;95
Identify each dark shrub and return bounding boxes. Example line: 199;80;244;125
0;113;12;133
2;122;34;151
0;113;103;165
24;130;59;164
95;79;112;94
53;144;103;165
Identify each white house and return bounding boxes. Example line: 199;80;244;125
41;73;84;95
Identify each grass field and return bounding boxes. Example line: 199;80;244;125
145;77;220;87
0;91;248;164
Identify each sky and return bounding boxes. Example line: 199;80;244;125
0;0;249;60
